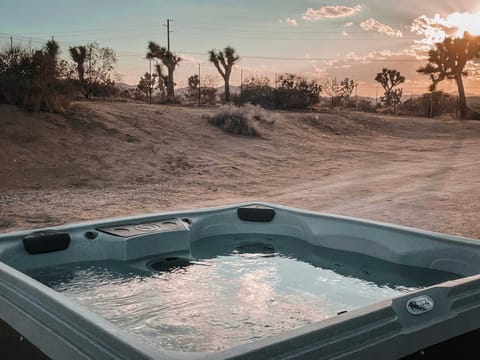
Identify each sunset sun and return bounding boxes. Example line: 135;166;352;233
447;11;480;37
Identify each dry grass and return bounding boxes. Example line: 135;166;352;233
208;107;261;137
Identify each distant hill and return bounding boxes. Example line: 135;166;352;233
115;82;135;92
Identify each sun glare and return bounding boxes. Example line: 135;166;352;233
447;12;480;37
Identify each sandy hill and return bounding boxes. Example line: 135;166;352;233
1;102;480;238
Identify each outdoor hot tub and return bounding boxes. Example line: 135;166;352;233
1;202;480;359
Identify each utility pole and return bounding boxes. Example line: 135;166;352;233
275;73;278;90
164;19;173;52
375;86;378;109
10;36;13;52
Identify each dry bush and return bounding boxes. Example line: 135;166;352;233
241;103;277;125
208;107;261;137
0;44;75;113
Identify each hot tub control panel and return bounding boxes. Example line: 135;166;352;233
97;218;187;237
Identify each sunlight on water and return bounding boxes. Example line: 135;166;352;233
28;243;453;353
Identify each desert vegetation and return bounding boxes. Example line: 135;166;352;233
375;68;405;112
0;39;118;112
209;46;239;103
417;32;480;119
207;108;261;137
68;42;118;99
146;41;181;102
1;31;480;119
0;40;73;112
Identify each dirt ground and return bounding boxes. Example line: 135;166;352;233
1;101;480;238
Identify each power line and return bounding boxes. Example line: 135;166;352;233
172;31;417;40
174;19;412;29
172;24;410;35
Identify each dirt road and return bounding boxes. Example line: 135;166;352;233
1;102;479;238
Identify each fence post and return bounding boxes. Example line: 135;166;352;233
198;64;201;107
355;83;358;111
240;68;243;101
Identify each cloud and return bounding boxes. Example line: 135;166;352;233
178;54;202;64
342;30;349;37
344;22;354;27
359;18;403;37
410;14;455;44
409;14;462;57
286;17;298;26
312;63;328;77
411;12;480;51
302;5;364;21
465;62;480;77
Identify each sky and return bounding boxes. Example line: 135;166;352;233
2;0;480;96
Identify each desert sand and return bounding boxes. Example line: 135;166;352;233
1;101;480;238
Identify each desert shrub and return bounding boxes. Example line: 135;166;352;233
91;79;119;98
0;46;32;104
237;84;275;107
399;91;457;117
187;86;217;105
357;99;376;113
21;79;76;112
241;103;277;125
275;73;321;109
235;74;321;110
185;74;218;105
0;41;75;112
468;110;480;120
68;42;119;99
208;109;261;136
235;75;276;108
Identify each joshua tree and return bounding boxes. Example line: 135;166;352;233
41;39;60;79
44;39;60;60
154;64;168;100
375;68;405;111
137;72;157;103
208;46;239;102
417;32;480;119
339;78;356;104
69;43;117;98
146;42;181;102
69;46;87;85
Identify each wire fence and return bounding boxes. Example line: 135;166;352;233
0;33;74;60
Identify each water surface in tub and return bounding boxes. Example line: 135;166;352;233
27;234;459;352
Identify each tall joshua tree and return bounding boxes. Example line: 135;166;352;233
42;39;60;78
417;32;480;119
375;68;405;112
208;46;239;102
146;42;181;102
69;46;87;86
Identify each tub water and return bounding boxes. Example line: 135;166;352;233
27;234;459;353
